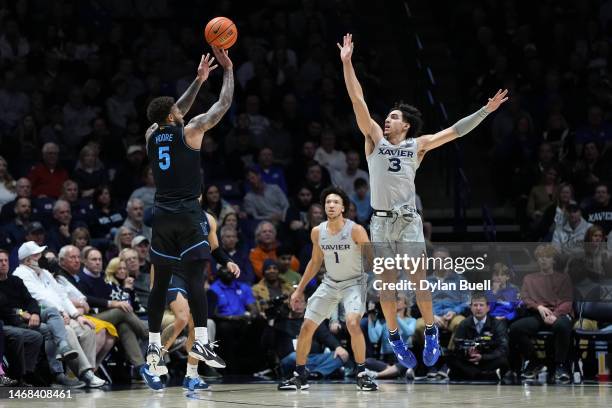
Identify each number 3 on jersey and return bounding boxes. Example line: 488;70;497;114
158;146;170;170
387;157;401;172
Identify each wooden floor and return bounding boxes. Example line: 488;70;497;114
4;381;611;408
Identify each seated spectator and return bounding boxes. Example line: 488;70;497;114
290;203;324;252
277;246;302;286
249;221;299;280
287;140;332;192
413;247;468;378
72;144;108;198
45;249;117;372
243;167;289;224
274;292;348;379
486;263;521;324
2;197;32;245
27;142;68;199
508;244;574;384
566;226;612;298
571;141;607;199
71;226;90;252
0;249;43;386
132;235;151;276
59;180;92;224
0;177;31;224
8;221;46;272
105;257;142;313
552;204;592;246
584;183;612;235
77;247;148;372
365;296;416;379
286;186;314;235
122;198;151;241
252;259;294;317
0;156;16;210
331;150;369;197
112;145;146;202
314;130;347;176
122;246;149;311
88;185;125;241
129;166;155;211
56;245;117;368
202;184;236;223
447;291;510;381
526;165;559;225
253;147;288;194
304;162;328;200
12;242;97;388
537;183;576;241
208;266;260;374
350;178;373;225
212;225;254;284
107;226;134;260
47;199;86;253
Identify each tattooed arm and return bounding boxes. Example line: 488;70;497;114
184;47;234;149
176;53;218;116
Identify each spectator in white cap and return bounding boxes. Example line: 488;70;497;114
11;241;84;388
13;241;104;387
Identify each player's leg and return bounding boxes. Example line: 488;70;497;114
181;258;225;368
278;284;335;390
163;292;190;352
142;261;173;389
182;314;209;391
278;318;319;390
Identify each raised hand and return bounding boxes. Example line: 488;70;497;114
337;33;354;63
211;46;233;69
197;53;218;81
484;89;509;113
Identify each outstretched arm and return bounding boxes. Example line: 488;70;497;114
338;33;383;155
176;53;218;116
185;47;234;148
418;89;508;155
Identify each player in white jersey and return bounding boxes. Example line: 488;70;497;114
278;187;377;391
338;33;508;369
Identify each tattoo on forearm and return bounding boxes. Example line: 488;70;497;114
192;69;234;131
176;78;203;115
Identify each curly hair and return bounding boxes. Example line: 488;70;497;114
392;102;423;139
320;186;350;216
146;96;175;124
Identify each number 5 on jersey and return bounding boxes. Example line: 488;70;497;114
158;146;170;170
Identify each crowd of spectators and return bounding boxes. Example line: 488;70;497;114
0;0;610;387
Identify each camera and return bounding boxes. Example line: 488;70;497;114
261;294;289;320
454;335;493;356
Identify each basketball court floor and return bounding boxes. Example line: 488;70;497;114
2;381;610;408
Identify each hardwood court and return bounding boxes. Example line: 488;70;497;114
3;382;610;408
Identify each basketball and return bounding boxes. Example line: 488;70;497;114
205;17;237;49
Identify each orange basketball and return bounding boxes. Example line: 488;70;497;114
204;17;237;49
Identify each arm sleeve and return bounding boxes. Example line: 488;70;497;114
452;107;489;137
47;272;79;316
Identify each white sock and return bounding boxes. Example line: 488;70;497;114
186;362;199;378
149;332;161;347
194;327;208;344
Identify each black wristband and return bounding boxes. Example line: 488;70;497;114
212;247;233;267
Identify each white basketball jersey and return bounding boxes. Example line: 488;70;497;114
318;220;362;282
366;137;419;210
